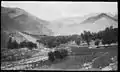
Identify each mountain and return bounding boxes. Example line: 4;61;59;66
81;13;118;24
1;6;53;35
1;6;53;48
48;13;118;35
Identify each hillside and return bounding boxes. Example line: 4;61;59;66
1;6;53;48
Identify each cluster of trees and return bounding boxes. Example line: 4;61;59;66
81;26;118;47
7;38;37;50
101;26;118;46
37;35;81;48
81;31;92;46
19;41;37;50
48;49;68;62
7;37;19;49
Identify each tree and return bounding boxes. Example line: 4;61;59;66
19;41;27;48
54;49;68;59
26;42;37;50
95;39;100;48
7;37;19;49
33;43;37;48
12;40;19;49
100;26;118;47
81;31;92;47
112;28;118;43
102;26;114;46
54;50;61;59
39;36;57;48
59;49;68;58
38;36;68;48
7;37;13;49
19;41;37;50
102;39;106;47
48;51;55;62
75;38;81;45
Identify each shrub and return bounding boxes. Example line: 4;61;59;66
1;49;32;62
19;41;37;50
54;50;62;59
59;49;68;58
19;41;27;48
75;39;81;46
48;51;55;62
95;40;100;48
54;49;68;59
48;49;68;62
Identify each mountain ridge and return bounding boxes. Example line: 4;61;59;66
81;13;118;24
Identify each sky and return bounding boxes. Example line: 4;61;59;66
1;1;118;21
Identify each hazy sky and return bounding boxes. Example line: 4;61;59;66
1;1;118;21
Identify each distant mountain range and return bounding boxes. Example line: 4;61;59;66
48;13;118;35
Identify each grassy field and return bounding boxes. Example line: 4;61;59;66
70;45;117;55
1;45;118;70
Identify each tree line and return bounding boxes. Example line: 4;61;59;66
37;26;118;48
36;34;81;48
7;38;37;50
